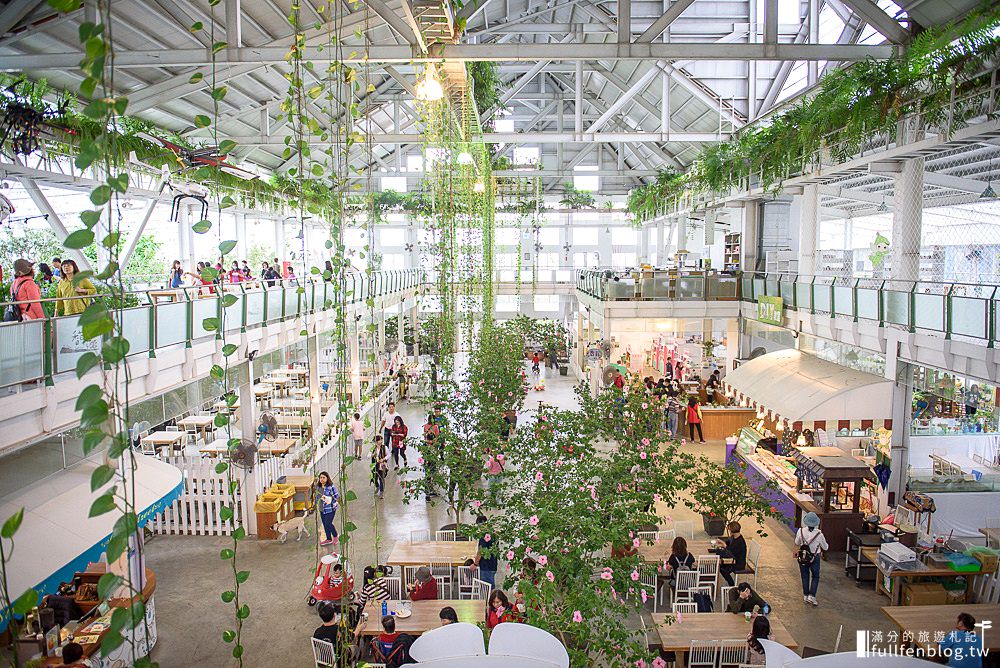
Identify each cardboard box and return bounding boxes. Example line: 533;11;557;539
902;582;947;606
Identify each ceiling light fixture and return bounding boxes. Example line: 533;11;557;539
415;65;444;102
473;180;485;193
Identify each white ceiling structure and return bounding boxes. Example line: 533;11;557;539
0;0;983;196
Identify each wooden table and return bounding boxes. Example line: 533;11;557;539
147;289;184;303
254;384;273;398
274;414;311;437
141;430;186;454
199;437;296;457
862;547;981;606
265;376;291;395
651;612;797;665
638;539;737;566
214;398;240;411
176;415;215;438
358;600;483;637
881;603;1000;652
386;541;476;568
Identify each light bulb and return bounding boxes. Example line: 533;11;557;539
457;151;473;165
473;180;485;193
416;65;444;102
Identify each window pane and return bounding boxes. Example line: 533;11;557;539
538;228;560;246
612;228;637;245
612;252;636;267
380;228;405;247
573;228;598;245
495;227;520;245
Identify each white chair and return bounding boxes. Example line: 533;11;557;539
166;425;180;432
637;567;659;612
402;565;428;589
740;539;762;588
657;529;675;542
673;570;699;603
488;622;570;668
688;640;719;668
457;565;475;599
719;584;736;610
637;531;658;543
471;578;492;601
410;529;431;543
382;575;402;601
431;563;453;598
760;639;799;667
672;602;698;615
409;622;486;661
673;520;694;539
311;637;336;667
435;530;456;541
140;439;157;456
718;639;749;668
696;554;720;596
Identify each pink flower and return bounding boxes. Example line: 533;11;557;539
539;415;548;422
681;438;687;445
472;500;482;509
635;661;647;668
531;534;539;541
600;567;613;580
535;471;543;481
546;570;555;582
508;391;513;397
630;570;639;581
633;537;641;548
640;452;647;459
653;493;661;503
417;457;424;464
528;515;539;526
642;403;648;409
506;550;514;560
653;658;667;668
537;554;548;566
641;437;650;446
484;534;492;542
641;590;648;603
572;610;583;623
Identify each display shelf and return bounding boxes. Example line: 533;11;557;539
724;232;741;272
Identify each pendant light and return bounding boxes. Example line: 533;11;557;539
415;64;444;102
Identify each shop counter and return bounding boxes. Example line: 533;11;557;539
685;407;756;441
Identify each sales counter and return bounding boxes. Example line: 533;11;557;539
685;406;756;441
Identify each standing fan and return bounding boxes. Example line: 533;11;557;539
130;421;151;448
257;413;278;444
230;438;259;471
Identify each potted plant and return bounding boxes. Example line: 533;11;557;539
685;458;786;537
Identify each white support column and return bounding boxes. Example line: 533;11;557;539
396;302;405;357
186;204;198;267
409;303;419;360
274;217;286;263
807;0;819;85
177;204;188;266
676;214;688;264
661;71;670;137
888;378;911;506
574;60;583;136
236;212;248;260
742;201;761;273
704;209;717;247
306;332;321;442
350;316;362;404
798;184;818;276
639;225;650;264
237;378;258;534
890;157;923;282
597;224;612;266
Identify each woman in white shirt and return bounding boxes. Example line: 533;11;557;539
350;412;365;457
793;511;829;606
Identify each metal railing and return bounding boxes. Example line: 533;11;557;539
0;270;422;388
575;269;740;301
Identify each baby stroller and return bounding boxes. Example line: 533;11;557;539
308;553;355;606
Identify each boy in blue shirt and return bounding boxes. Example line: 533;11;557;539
938;612;983;668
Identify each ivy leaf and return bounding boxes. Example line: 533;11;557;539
220;195;236;209
1;507;24;539
192;219;212;234
101;629;125;656
212;41;228;54
80;209;101;228
89;493;117;518
102;337;130;363
220;548;235;560
221;590;236;603
75;384;103;411
190;21;204;32
194;115;212;128
235;570;250;584
76;352;101;379
218;139;237;154
211;85;228;101
101;231;121;249
215;461;229;474
82;310;113;339
221;294;238;307
90;464;115;491
222;343;238;356
64;229;95;249
214;413;230;428
219;240;237;255
236;604;250;619
210;364;225;380
76;141;101;170
98;573;123;600
233;526;246;540
189;71;204;84
203;317;220;332
12;589;38;616
90;185;111;206
222;630;236;643
107;172;129;193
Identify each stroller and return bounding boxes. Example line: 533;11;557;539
307;553;355;606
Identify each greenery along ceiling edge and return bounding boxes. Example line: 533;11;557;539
626;6;1000;224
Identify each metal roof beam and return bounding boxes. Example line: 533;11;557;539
831;0;908;44
636;0;696;44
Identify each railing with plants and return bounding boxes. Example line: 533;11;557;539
0;271;421;389
576;268;740;302
627;7;1000;223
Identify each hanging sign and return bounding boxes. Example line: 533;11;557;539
757;296;784;326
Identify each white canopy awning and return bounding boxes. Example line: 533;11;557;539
725;349;892;422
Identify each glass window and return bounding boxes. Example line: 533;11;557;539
538;252;559;269
381;176;407;192
538;228;560;246
379;228;405;247
612;252;636;267
573;228;598;245
495;227;520;246
573;166;599;192
345;228;368;247
574;252;598;268
495;253;517;269
612;228;638;245
495;117;514;133
406;155;424;172
380;253;405;268
534;295;559;312
496;295;520;312
910;366;999;436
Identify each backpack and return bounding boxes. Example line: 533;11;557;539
796;529;820;566
3;279;24;322
693;591;714;612
386;634;416;668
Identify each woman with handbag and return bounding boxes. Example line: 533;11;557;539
793;512;829;606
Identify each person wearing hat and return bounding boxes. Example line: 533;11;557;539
8;258;44;320
793;512;829;606
407;566;438;601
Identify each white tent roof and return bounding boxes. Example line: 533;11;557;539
726;349;892;422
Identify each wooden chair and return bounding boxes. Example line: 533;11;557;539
311;637;336;667
471;578;492;601
435;530;456;541
410;529;430;543
672;601;698;615
673;520;694;539
688;640;719;668
718;640;749;668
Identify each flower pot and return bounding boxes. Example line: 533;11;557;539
702;513;726;536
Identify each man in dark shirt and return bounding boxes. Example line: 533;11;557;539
719;521;748;586
726;582;770;614
473;515;498;586
313;603;342;653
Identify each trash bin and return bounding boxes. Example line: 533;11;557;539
559;365;568;376
269;483;296;521
254;493;282;540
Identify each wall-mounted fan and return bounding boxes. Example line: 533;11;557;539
257;413;278;444
602;367;620;386
129;421;152;448
230;438;258;471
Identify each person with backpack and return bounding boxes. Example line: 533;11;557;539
371;616;415;668
6;259;44;321
794;512;829;606
370;437;388;499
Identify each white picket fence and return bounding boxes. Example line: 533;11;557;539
151;455;290;536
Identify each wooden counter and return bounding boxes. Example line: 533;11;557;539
683;407;756;441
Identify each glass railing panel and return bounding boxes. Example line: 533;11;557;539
913;293;944;331
778;278;795;305
857;288;879;321
813;284;831;312
884;290;909;327
676;275;705;299
192;298;219;339
223;298;244;331
711;275;738;299
753;277;765;297
265;286;284;322
283;286;300;318
794;283;812;311
765;276;778;296
53;315;98;374
607;278;635;300
950;296;988;339
246;289;264;326
643;275;672;299
0;435;63;498
834;285;854;317
156;302;187;347
0;319;44;384
741;276;753;300
119;306;150;356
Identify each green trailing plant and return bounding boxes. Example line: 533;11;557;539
684;458;787;536
467;61;503;131
558;182;596;209
626;7;1000;223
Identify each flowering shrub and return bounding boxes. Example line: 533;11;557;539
685;458;788;536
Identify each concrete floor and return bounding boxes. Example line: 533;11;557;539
146;367;890;666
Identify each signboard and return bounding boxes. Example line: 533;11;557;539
587;347;602;361
757;296;784;326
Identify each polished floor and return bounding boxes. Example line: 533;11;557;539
146;368;890;666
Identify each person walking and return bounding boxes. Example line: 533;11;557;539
472;515;498;586
351;412;365;458
315;471;340;546
390;415;408;468
371;437;388;499
422;414;440;499
381;402;398;451
665;394;682;437
55;260;96;316
6;259;44;321
686;396;705;443
794;512;829;606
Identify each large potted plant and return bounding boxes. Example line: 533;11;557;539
685;458;786;537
